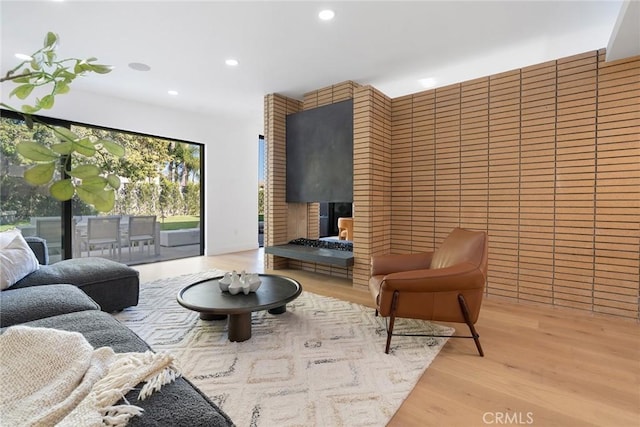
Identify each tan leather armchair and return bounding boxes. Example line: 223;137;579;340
337;217;353;240
369;228;488;356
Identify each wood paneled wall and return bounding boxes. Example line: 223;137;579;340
263;94;302;270
352;86;393;289
388;50;639;319
265;50;638;319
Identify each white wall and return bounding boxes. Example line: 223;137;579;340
6;89;261;256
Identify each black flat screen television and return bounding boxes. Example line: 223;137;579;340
286;99;353;203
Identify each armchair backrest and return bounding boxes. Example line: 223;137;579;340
430;228;488;276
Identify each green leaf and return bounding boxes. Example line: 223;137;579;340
24;114;34;129
99;140;125;157
21;105;41;114
16;141;58;162
13;75;31;84
92;189;116;212
30;58;41;71
24;163;55;185
44;32;58;49
45;50;56;64
76;186;115;212
51;141;73;155
72;138;96;157
81;175;108;190
37;94;55;110
76;186;96;206
88;63;113;74
10;84;34;100
107;174;121;190
53;126;79;143
69;164;101;179
50;179;74;201
60;70;76;80
53;82;70;95
74;61;90;74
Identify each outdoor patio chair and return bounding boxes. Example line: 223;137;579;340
82;217;122;260
124;215;156;260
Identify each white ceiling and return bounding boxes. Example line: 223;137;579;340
1;1;636;133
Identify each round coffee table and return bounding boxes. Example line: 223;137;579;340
177;274;302;342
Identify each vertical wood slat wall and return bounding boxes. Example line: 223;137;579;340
265;50;638;319
263;94;302;270
352;86;393;289
388;51;639;319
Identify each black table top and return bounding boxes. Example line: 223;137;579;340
177;274;302;315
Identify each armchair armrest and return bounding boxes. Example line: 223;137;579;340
381;262;486;293
371;252;433;276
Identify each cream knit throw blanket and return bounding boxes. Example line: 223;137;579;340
0;325;180;427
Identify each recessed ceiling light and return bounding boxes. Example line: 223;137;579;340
418;77;437;88
168;90;178;96
319;9;335;21
225;59;239;66
15;53;33;61
128;62;151;72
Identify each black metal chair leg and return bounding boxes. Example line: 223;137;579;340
385;291;400;354
458;294;484;357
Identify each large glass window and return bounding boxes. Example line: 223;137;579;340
1;112;204;265
1;116;65;262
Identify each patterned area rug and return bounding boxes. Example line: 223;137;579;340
114;270;453;427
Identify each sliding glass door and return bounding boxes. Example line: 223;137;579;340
1;116;65;262
1;112;204;265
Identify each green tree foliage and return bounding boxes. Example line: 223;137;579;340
71;126;172;182
258;185;264;215
184;183;200;216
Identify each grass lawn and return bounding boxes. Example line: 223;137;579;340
1;216;201;232
0;222;29;232
159;215;200;231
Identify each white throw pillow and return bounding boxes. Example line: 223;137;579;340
0;229;40;290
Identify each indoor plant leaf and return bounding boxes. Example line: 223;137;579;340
44;31;58;49
77;186;115;212
72;138;96;157
53;81;70;95
91;189;116;212
50;141;73;155
37;94;55;109
88;63;113;74
68;164;101;179
106;174;121;190
21;104;41;114
24;162;55;185
53;126;79;143
16;141;58;162
10;84;34;100
80;175;108;190
50;178;74;201
99;139;126;157
76;185;97;206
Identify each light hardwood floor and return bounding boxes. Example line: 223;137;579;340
134;250;640;427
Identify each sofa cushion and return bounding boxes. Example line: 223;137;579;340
7;311;233;427
11;257;139;313
0;229;40;290
0;284;99;328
